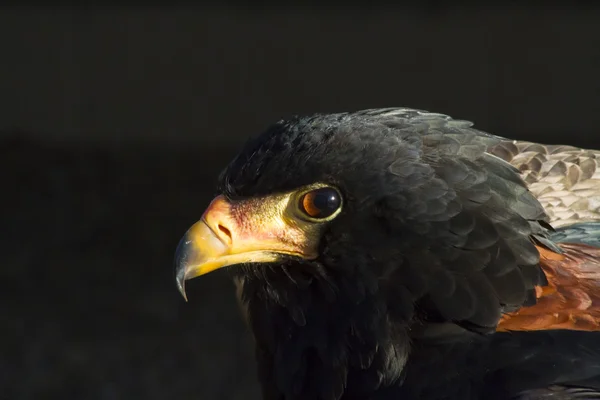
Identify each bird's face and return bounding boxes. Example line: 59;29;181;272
174;183;344;298
175;114;426;300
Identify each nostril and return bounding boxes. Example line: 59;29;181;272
217;224;232;243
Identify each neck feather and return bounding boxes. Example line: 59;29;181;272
236;266;410;400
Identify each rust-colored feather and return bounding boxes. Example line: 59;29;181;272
497;243;600;332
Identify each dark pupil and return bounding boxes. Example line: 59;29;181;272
312;189;340;216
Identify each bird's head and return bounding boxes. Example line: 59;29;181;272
175;110;436;306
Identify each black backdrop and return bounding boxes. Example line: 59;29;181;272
3;5;600;400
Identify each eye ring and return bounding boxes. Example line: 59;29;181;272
297;186;343;221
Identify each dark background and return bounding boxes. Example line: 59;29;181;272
3;5;600;400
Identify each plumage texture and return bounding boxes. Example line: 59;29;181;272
498;243;600;332
488;141;600;228
550;223;600;247
206;108;600;399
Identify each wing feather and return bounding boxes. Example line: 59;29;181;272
372;108;600;335
488;139;600;228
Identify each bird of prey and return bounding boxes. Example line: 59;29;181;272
174;108;600;400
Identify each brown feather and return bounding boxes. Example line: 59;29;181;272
497;243;600;332
488;140;600;228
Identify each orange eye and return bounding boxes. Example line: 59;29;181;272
299;187;342;219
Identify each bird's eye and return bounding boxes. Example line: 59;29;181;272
298;187;342;220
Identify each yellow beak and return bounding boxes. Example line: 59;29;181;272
174;195;318;300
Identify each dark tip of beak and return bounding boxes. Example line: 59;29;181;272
174;234;189;302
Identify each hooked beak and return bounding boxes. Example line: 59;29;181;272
174;195;318;301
